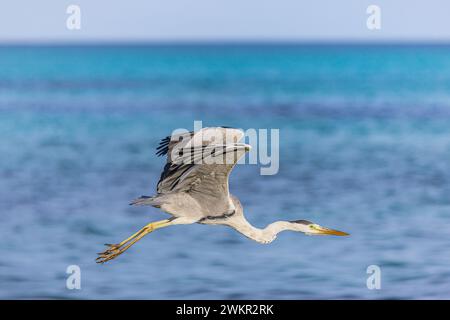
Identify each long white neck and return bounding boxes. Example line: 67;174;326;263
230;217;298;244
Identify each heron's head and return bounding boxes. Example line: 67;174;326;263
290;220;349;236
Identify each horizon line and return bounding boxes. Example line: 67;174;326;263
1;38;450;47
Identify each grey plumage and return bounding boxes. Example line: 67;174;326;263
138;127;247;220
96;126;348;264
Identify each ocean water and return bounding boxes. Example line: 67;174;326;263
1;44;450;299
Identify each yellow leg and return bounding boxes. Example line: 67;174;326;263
96;219;171;264
106;219;169;248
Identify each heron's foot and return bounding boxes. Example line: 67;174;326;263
96;243;125;264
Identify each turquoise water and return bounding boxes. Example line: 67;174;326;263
1;44;450;299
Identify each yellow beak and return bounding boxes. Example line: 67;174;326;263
311;225;349;236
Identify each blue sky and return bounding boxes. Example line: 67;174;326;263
0;0;449;42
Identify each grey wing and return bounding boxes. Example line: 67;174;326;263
155;126;244;193
157;143;250;217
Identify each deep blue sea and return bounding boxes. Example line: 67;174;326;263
1;44;450;299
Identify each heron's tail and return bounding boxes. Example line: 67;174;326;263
129;195;156;206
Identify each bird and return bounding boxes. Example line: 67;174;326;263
96;127;349;264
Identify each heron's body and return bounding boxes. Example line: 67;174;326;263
97;127;348;263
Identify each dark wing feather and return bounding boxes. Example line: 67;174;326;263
156;136;170;157
157;162;195;193
155;131;195;161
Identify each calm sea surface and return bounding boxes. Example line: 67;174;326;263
1;44;450;299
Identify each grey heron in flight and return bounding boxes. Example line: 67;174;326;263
97;127;348;263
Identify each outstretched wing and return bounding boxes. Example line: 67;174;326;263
155;127;249;216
